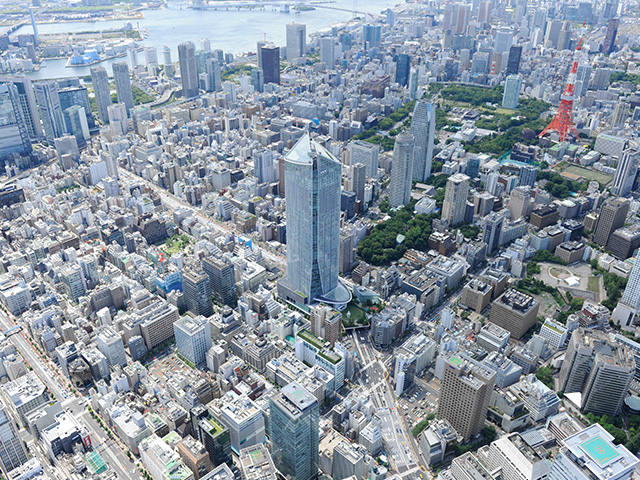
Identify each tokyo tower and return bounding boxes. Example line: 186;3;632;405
539;38;584;142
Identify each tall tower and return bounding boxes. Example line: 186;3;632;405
442;173;470;227
0;75;42;139
178;41;198;98
410;100;436;181
112;62;134;114
269;382;319;480
389;133;415;207
539;35;583;141
90;66;112;123
593;197;629;246
277;134;349;307
611;144;640;197
437;353;495;441
286;23;306;60
182;265;213;317
34;80;65;142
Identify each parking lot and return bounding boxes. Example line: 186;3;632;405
398;375;441;428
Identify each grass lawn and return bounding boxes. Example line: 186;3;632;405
561;165;613;185
587;276;600;293
163;234;192;255
342;302;368;327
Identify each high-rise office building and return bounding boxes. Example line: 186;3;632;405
612;144;640;197
410;100;436;181
174;316;212;367
0;75;42;139
612;102;629;128
489;289;539;339
251;68;264;93
107;102;128;136
362;24;381;48
319;37;335;68
351;162;366;204
254;150;276;184
506;45;522;75
260;44;280;85
0;398;28;473
519;165;538;188
601;17;619;55
389;133;415;208
437;353;495;441
442;173;470;227
495;26;514;54
549;424;638;480
34;80;65;142
96;325;127;368
593;197;629;246
58;85;94;130
509;186;532;220
348;140;379;179
205;59;222;93
269;382;319;480
502;74;522;109
483;212;504;254
409;68;419;99
614;258;640;327
62;105;89;148
286;23;306;60
182;265;213;317
90;66;112;123
395;53;411;86
559;328;634;415
202;256;237;306
162;45;174;77
277;135;349;307
112;62;134;114
178;41;199;98
0;83;32;159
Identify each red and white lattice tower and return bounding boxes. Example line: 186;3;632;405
539;37;583;142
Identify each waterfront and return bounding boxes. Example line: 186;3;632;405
17;0;397;80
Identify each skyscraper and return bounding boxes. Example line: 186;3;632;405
558;329;634;415
593;197;629;246
62;105;89;148
613;258;640;326
0;398;28;473
395;53;411;86
260;44;280;85
601;17;619;55
178;41;199;98
437;353;495;441
90;66;112;123
319;37;335;68
509;186;532;220
202;256;237;306
612;102;630;128
410;100;436;181
96;325;127;368
519;165;538;188
276;134;349;307
494;26;514;54
0;83;32;159
286;23;306;60
205;58;222;93
112;62;134;114
251;68;264;93
0;75;42;139
506;45;522;75
58;85;95;130
348;140;379;179
162;45;174;77
442;173;470;227
182;265;213;317
107;102;128;136
351;162;366;204
174;316;212;367
502;74;522;109
269;382;319;480
362;24;381;48
34;80;65;141
612;144;640;197
389;133;415;208
483;212;504;254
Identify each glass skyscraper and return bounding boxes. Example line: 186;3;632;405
410;100;436;181
269;382;319;480
277;134;350;307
